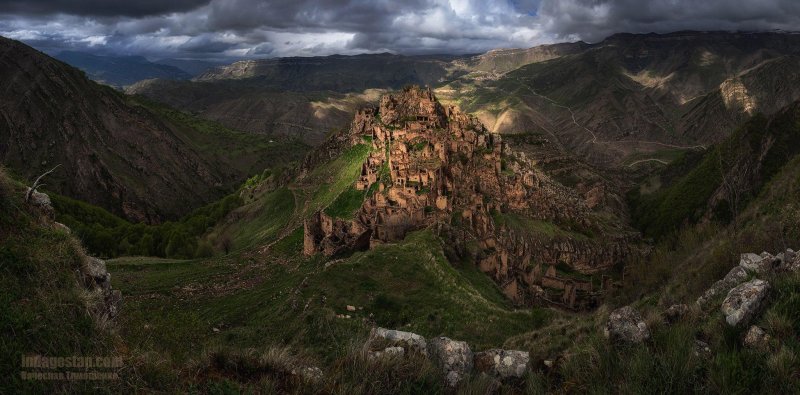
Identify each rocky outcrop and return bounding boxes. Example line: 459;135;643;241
473;349;530;380
743;250;799;273
304;86;636;308
696;266;749;307
303;211;371;257
367;327;529;387
604;306;650;344
721;279;770;327
370;327;428;355
23;188;121;324
25;187;53;217
698;249;796;331
81;256;122;322
743;325;771;350
739;252;769;273
369;346;405;360
427;337;474;387
784;249;800;272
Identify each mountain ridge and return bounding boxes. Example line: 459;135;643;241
55;50;192;87
0;36;306;222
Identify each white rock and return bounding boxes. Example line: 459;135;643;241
604;306;650;344
693;340;712;358
474;349;530;379
743;325;771;349
427;337;473;387
294;366;323;382
371;327;427;355
696;266;749;307
739;253;767;273
369;346;406;360
721;279;770;327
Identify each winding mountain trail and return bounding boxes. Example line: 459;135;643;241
626;158;669;167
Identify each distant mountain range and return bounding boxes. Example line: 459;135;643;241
128;31;800;169
8;30;800;221
194;52;464;90
54;51;224;87
438;31;800;167
153;58;224;76
127;53;466;145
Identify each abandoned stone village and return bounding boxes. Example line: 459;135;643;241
304;86;636;310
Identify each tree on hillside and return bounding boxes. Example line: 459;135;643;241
218;236;233;255
165;228;195;259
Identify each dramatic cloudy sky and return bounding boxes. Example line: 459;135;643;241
1;0;798;60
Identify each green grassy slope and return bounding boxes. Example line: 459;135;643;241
553;103;800;393
0;169;118;393
107;229;548;392
206;143;371;251
575;156;800;394
97;135;556;391
630;102;800;239
131;96;310;179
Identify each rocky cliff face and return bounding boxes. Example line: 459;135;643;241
304;86;637;308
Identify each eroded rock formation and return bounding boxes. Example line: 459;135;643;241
304;86;636;308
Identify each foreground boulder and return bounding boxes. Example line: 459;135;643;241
80;256;121;321
25;187;54;217
604;306;650;344
427;337;474;387
696;266;749;307
743;325;771;350
85;257;112;290
370;327;427;355
474;349;529;379
721;279;769;327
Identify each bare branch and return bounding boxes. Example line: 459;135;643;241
26;164;60;202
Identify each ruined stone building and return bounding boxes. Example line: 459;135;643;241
304;86;635;309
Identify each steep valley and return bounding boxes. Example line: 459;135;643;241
0;37;308;223
4;29;800;394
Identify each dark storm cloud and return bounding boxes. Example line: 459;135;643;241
0;0;211;17
0;0;798;59
204;0;425;32
538;0;800;42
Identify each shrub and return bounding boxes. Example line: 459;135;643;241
194;240;214;258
